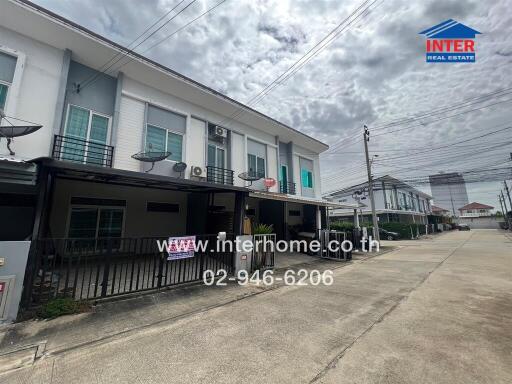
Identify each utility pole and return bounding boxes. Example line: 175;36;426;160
363;125;380;241
498;194;506;217
501;190;510;229
504;181;512;210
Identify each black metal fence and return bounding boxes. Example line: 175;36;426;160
206;166;234;185
318;230;352;261
52;134;114;167
279;181;296;195
24;234;234;306
251;234;276;272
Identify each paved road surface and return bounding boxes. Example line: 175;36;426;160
4;230;512;383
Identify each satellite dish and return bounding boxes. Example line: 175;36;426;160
238;171;262;187
0;112;43;156
131;151;172;172
172;162;187;178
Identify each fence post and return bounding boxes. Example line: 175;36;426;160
101;239;112;298
157;241;165;289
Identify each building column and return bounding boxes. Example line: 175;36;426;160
53;48;72;137
354;208;360;228
233;191;247;236
22;166;55;306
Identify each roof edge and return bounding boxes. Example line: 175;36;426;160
13;0;328;151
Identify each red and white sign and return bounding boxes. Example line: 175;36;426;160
264;178;276;189
167;236;196;260
0;282;5;293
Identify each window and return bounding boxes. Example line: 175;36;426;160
63;105;110;165
147;202;180;213
248;153;265;178
68;207;124;239
301;169;313;188
207;144;225;168
0;51;17;110
145;105;185;162
145;125;183;162
289;210;301;217
0;83;8;110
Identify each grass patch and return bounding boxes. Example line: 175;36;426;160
38;298;90;319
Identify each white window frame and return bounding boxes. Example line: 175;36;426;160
0;45;25;116
247;153;266;177
65;203;126;250
63;104;112;163
207;142;226;168
144;122;184;163
0;80;10;110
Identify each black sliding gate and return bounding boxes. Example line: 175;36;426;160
24;234;234;306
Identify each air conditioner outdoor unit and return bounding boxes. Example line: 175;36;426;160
214;126;228;138
190;166;206;178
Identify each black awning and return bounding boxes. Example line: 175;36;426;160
32;158;248;194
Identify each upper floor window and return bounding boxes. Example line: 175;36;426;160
63;105;110;165
247;139;266;178
0;51;17;110
248;153;265;178
145;105;185;162
301;169;313;188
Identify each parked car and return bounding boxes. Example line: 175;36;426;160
380;228;400;240
457;224;471;231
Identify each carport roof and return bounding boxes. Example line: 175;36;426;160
32;158;249;193
249;190;357;208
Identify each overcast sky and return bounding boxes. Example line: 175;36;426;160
34;0;512;210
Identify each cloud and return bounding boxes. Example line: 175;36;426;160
32;0;512;207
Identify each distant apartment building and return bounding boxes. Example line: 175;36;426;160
429;172;469;216
324;175;432;225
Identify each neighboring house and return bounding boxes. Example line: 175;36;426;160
324;175;432;225
457;202;499;229
0;0;357;307
429;172;469;217
431;205;450;216
458;202;494;217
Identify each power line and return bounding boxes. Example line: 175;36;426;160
79;0;188;85
79;0;200;91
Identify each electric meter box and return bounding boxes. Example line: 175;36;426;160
0;276;15;320
234;235;253;275
0;241;31;323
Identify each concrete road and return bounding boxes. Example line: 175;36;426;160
3;230;512;383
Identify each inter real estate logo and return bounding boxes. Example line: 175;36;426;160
419;19;481;63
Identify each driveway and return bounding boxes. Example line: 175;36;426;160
2;230;511;383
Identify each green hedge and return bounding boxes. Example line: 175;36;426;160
380;223;428;239
330;222;355;231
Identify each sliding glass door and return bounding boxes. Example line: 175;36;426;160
63;105;110;165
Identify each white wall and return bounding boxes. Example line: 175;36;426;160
292;144;322;198
231;131;245;187
266;145;278;193
120;77;286;182
0;26;64;159
187;117;206;171
114;95;145;171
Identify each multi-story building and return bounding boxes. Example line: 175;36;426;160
429;172;469;217
0;0;342;246
325;175;432;225
458;202;493;217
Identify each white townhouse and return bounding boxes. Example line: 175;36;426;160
325;175;432;225
0;1;349;256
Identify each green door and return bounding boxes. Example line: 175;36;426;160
280;165;288;192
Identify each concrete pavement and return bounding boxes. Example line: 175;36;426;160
2;230;511;383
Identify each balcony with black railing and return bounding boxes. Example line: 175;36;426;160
279;181;296;195
206;165;234;185
52;134;114;168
